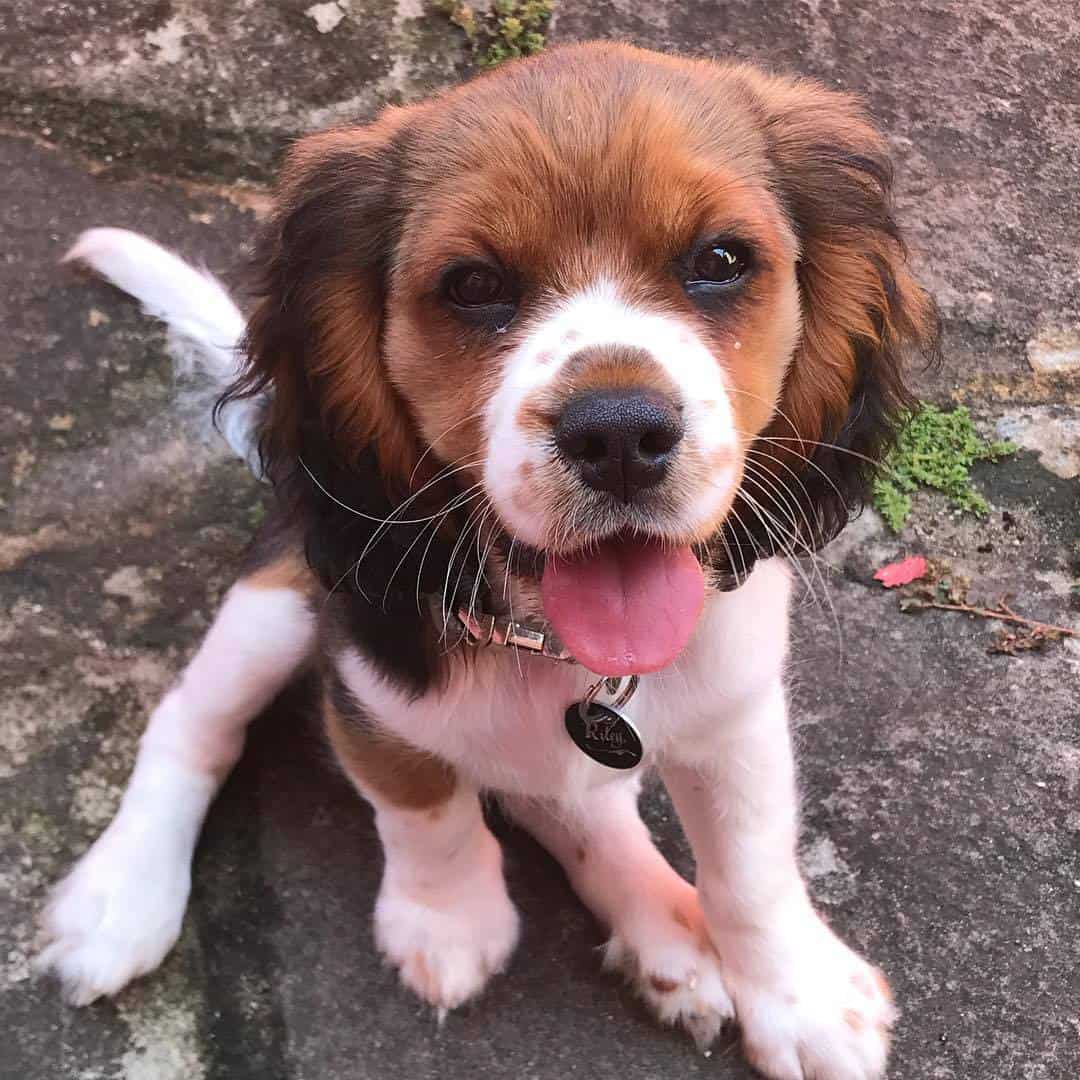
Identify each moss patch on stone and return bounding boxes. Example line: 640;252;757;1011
436;0;553;68
874;404;1015;532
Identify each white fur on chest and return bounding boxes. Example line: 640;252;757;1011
336;560;791;802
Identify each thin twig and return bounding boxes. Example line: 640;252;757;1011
904;598;1076;637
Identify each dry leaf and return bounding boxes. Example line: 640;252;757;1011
874;555;928;589
989;626;1064;655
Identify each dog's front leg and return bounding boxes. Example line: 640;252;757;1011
662;682;895;1080
325;690;519;1013
504;780;733;1047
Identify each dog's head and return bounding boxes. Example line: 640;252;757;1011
234;42;935;676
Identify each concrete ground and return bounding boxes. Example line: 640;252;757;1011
1;2;1078;1078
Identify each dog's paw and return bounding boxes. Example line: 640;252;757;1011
719;911;895;1080
374;873;520;1013
36;825;191;1005
604;892;734;1050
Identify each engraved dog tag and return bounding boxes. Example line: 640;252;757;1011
565;700;643;770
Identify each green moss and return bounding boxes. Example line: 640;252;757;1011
872;482;913;535
247;500;267;530
436;0;553;68
873;404;1015;533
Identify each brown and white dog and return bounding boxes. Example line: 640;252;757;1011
39;42;935;1080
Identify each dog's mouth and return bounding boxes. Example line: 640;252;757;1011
539;534;705;676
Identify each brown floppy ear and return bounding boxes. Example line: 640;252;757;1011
222;108;418;483
220;108;488;634
219;107;488;624
722;74;938;571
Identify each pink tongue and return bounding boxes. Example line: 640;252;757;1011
541;539;705;676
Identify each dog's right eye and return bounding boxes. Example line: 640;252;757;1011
442;262;518;331
446;265;508;307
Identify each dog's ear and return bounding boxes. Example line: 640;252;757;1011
723;74;938;570
221;110;485;622
224;110;418;483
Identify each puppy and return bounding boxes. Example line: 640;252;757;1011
39;41;935;1080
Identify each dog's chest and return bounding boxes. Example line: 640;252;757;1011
337;645;633;798
334;559;791;801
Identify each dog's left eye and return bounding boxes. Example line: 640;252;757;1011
687;241;750;286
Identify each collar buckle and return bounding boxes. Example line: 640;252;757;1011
453;606;574;663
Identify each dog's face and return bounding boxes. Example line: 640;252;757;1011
383;82;801;558
243;43;934;675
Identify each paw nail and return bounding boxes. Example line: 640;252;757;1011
872;968;894;1003
844;1008;866;1032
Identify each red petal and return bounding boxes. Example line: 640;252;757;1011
874;555;928;588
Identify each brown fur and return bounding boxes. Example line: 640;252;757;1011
554;346;681;398
233;45;928;462
230;112;421;486
307;272;418;480
738;67;935;464
222;39;934;707
245;550;319;595
324;689;457;810
231;44;930;554
514;347;682;438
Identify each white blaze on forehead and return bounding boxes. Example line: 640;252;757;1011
484;281;739;545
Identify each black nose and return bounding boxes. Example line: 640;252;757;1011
554;388;684;502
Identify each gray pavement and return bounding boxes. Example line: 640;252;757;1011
1;3;1078;1078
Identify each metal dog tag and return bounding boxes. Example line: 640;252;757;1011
565;676;643;769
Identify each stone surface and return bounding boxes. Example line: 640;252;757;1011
2;4;1079;1080
996;406;1080;480
0;0;466;183
1027;326;1080;375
